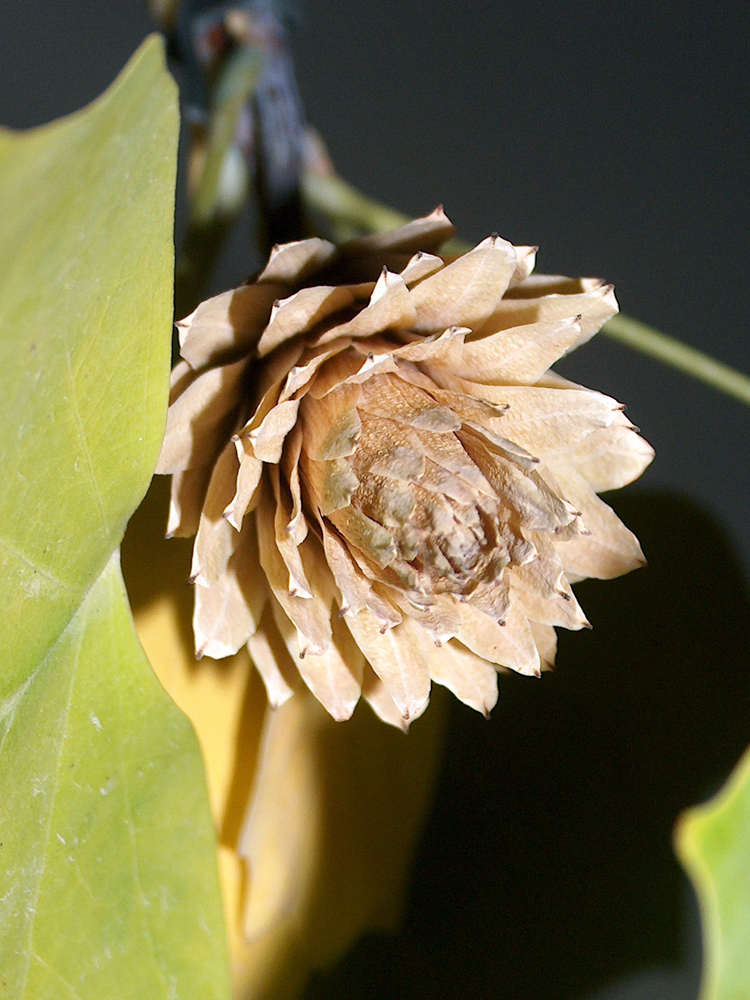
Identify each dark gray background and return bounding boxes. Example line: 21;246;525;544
2;3;749;999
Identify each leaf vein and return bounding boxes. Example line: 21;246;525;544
111;589;171;993
64;346;109;536
31;952;86;1000
16;605;87;999
0;534;74;591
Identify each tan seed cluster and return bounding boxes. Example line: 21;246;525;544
157;209;653;726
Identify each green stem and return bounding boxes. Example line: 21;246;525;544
303;167;750;409
602;314;750;406
191;47;262;225
175;47;263;319
302;170;470;256
303;170;410;238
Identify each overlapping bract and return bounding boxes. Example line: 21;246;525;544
157;209;653;726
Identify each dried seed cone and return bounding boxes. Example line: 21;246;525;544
157;209;653;725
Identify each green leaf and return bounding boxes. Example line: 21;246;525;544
0;36;231;1000
677;745;750;1000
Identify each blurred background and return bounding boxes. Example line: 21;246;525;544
1;2;748;997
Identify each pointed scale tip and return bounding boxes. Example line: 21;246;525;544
224;509;242;531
